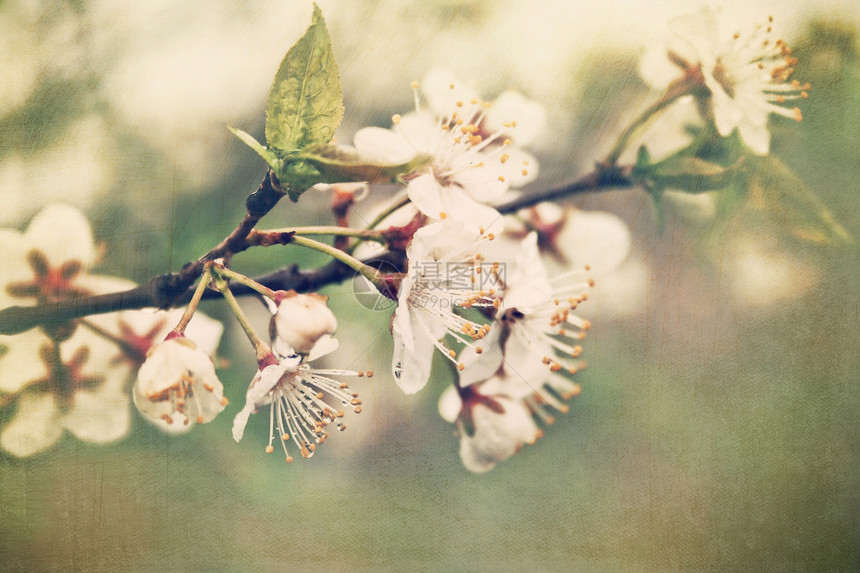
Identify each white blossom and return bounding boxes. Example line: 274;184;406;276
0;328;131;458
0;204;136;396
353;69;542;232
391;220;504;394
133;336;227;429
232;351;369;463
641;7;808;155
438;374;540;473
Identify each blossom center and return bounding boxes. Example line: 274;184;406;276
5;250;86;303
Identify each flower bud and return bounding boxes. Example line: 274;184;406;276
269;290;338;358
133;337;227;430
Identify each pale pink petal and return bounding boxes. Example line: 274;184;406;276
353;126;417;165
62;386;130;444
23;204;95;269
0;330;50;394
421;68;479;117
437;386;462;423
0;391;63;457
484;91;547;147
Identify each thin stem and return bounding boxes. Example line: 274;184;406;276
263;226;386;241
290;235;378;282
172;265;213;335
212;274;270;359
347;193;411;255
367;193;410;230
211;265;277;299
81;319;147;362
604;77;696;167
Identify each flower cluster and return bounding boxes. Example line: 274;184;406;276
0;205;226;455
0;3;819;475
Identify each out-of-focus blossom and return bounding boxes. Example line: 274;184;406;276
353;69;541;232
0;205;134;395
504;205;644;319
438;374;539;473
391;220;503;394
640;6;808;155
723;234;820;307
0;328;131;458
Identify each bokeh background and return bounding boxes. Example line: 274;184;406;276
1;0;858;570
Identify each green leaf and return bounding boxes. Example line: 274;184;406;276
266;4;343;152
650;184;666;234
227;126;282;173
277;159;323;202
745;156;853;245
299;144;431;184
633;145;651;176
652;156;737;193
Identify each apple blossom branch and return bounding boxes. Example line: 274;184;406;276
0;167;632;335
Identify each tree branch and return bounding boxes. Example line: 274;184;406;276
496;164;632;214
0;165;631;335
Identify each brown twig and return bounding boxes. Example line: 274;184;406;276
0;167;630;335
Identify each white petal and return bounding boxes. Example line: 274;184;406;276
502;232;552;312
413;184;505;235
391;316;436;394
353;126;417;166
23;204;95;270
421;68;478;117
437;385;463;423
484;91;547;147
737;120;770;156
558;209;632;275
502;324;552;391
306;334;339;362
232;360;297;442
708;80;743;136
0;392;63;457
458;327;504;387
459;396;538;473
63;387;130;444
0;330;50;394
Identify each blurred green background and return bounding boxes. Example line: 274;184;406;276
0;1;858;571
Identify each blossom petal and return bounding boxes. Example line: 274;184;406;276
23;204;96;270
458;397;538;473
558;209;632;275
62;386;130;444
0;391;63;457
738;120;770;156
458;327;504;387
232;360;298;442
501;232;552;312
484;91;547;147
0;330;50;394
391;314;436;394
437;386;462;423
421;68;479;117
353;126;417;165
